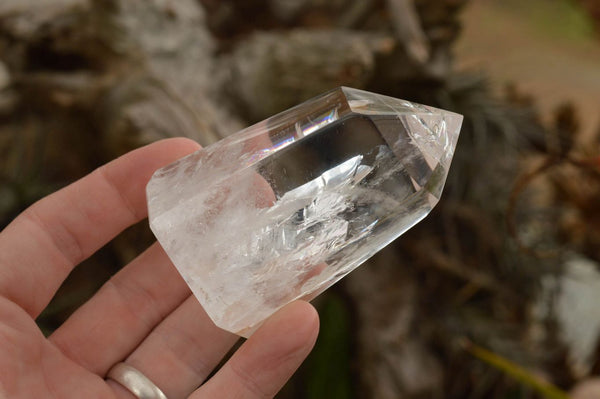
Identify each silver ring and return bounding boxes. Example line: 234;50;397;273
106;362;168;399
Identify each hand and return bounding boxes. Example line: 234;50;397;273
0;138;319;399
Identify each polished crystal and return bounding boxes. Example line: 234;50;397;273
147;87;462;336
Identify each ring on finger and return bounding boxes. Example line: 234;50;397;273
106;362;168;399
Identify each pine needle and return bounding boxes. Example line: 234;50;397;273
461;338;570;399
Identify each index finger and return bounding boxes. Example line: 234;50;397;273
0;138;200;317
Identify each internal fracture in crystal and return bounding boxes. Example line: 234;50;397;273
147;87;463;336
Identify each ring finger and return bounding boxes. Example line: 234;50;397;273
117;295;238;399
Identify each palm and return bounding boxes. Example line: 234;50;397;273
0;302;111;397
0;139;318;399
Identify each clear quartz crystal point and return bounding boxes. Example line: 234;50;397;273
147;87;462;336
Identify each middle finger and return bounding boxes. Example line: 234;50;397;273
49;242;190;375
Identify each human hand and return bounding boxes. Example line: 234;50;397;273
0;138;319;399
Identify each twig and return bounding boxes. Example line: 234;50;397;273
385;0;429;64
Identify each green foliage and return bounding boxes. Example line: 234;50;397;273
304;292;354;399
502;0;595;41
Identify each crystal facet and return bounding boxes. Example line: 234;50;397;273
147;87;462;336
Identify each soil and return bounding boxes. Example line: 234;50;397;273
455;0;600;140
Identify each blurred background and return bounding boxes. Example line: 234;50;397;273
1;0;600;397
